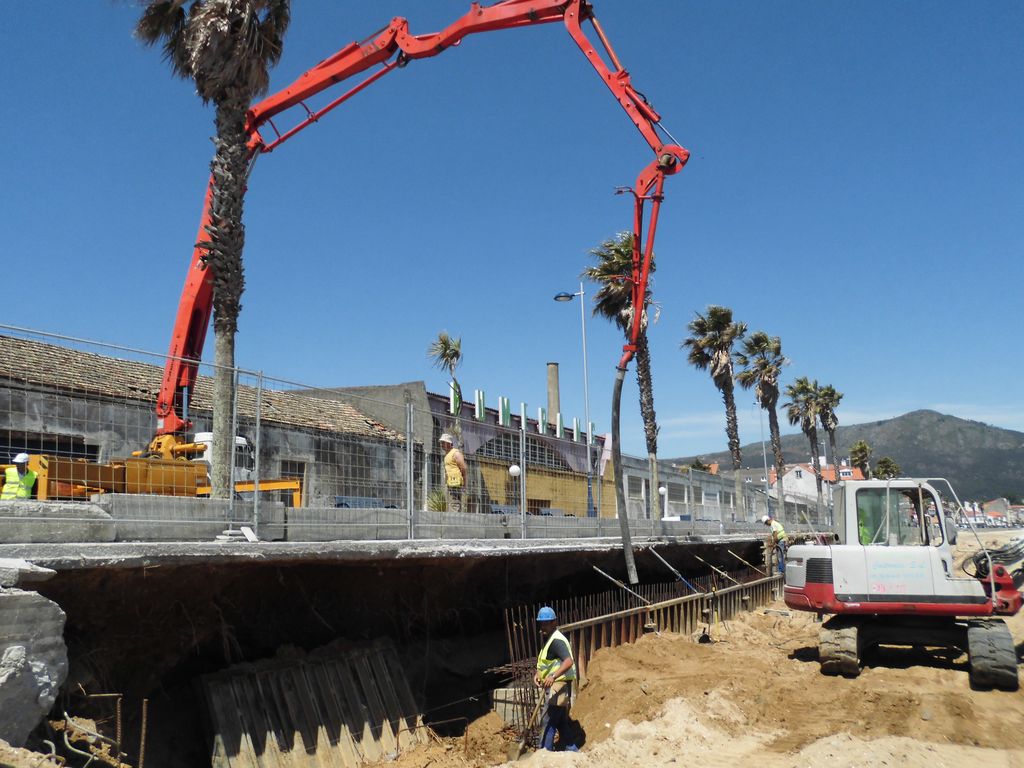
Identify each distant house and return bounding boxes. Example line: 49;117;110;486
982;497;1010;526
772;462;864;497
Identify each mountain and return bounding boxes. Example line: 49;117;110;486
668;410;1024;501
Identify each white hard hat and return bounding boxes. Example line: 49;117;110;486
761;515;770;524
13;453;29;464
439;433;454;444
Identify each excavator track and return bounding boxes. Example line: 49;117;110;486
967;620;1019;692
819;618;860;678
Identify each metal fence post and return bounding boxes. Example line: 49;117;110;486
228;365;240;527
406;399;415;540
688;469;695;535
253;372;263;534
520;425;527;539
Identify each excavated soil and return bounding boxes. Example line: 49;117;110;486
376;530;1024;768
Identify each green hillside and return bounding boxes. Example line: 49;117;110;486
669;410;1024;501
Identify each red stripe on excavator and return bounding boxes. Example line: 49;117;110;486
785;582;995;617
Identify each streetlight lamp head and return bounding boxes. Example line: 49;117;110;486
508;464;521;477
658;486;668;497
553;292;575;302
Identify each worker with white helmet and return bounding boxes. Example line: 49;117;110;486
1;453;37;500
438;433;467;512
533;606;579;752
762;513;787;575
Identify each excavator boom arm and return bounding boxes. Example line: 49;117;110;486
155;0;688;442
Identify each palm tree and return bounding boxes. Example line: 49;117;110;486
817;384;843;483
736;331;789;522
682;306;747;517
427;331;463;439
874;456;902;479
784;377;824;520
583;232;662;517
136;0;291;497
850;440;872;479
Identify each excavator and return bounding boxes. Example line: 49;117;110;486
146;0;689;461
784;478;1022;690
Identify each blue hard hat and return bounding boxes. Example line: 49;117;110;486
536;606;556;622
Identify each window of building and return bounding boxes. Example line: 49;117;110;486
279;460;306;479
0;430;97;461
840;469;853;478
795;470;803;479
666;481;687;503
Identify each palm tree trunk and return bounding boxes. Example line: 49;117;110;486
721;382;744;519
611;364;639;585
212;327;236;498
767;406;786;522
635;334;660;519
207;96;250;498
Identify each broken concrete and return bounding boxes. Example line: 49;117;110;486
0;501;114;544
0;588;67;747
0;559;55;589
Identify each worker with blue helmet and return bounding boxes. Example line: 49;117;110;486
533;606;579;752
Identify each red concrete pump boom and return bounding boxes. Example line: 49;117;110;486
150;0;688;456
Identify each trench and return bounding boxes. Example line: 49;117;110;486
30;541;763;767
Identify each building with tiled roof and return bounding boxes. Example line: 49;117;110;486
0;334;407;506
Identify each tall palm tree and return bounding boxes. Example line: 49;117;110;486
736;331;788;522
850;440;873;479
816;384;844;482
427;331;463;440
136;0;291;497
583;232;662;517
784;377;824;519
682;306;747;517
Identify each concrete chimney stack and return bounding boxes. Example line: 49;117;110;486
546;362;560;425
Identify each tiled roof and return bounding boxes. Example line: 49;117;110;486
0;335;400;441
786;463;865;482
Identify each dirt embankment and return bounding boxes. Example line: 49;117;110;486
383;531;1024;768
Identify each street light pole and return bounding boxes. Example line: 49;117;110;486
554;282;595;516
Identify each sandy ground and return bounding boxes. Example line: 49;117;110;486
382;530;1024;768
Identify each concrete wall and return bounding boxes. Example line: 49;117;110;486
0;501;115;544
0;497;770;544
94;495;287;542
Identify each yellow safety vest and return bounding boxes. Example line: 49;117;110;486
770;519;787;542
1;466;36;499
536;629;576;682
444;448;463;488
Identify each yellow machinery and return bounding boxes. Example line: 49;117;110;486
4;455;301;505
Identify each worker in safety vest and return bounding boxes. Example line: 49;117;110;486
1;453;37;500
761;514;787;575
533;606;579;752
438;433;467;513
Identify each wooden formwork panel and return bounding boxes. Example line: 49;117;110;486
202;640;428;768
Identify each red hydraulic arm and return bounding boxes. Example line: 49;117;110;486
154;0;688;444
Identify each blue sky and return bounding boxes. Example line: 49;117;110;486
2;1;1022;459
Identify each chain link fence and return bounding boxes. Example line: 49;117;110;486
0;326;827;542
